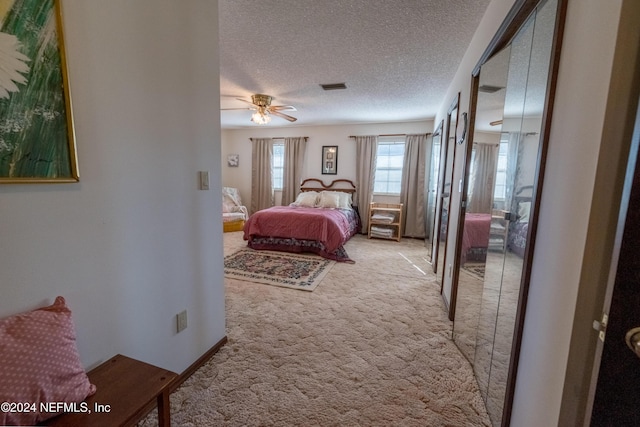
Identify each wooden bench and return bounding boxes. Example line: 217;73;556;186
43;354;178;427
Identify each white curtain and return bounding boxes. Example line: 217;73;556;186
355;135;378;231
468;143;499;213
504;132;522;212
400;134;428;237
281;137;307;206
250;138;274;214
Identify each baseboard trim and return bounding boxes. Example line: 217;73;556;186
170;335;228;392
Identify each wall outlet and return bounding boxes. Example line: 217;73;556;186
177;310;188;333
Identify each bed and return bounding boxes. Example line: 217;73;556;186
243;179;361;263
460;213;492;264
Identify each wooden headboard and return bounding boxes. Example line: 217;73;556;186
300;178;356;194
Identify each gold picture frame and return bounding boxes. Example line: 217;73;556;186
0;0;79;183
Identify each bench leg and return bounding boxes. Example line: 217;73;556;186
157;390;171;427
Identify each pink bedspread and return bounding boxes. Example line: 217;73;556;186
461;213;491;263
244;206;354;252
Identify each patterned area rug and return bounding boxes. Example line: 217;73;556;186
462;262;485;281
224;248;335;291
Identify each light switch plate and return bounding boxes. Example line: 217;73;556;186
199;171;209;190
177;310;188;333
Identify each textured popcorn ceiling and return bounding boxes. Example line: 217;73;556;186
218;0;492;129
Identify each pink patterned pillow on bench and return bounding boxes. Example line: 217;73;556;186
0;296;96;425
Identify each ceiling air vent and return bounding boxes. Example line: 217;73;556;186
320;82;347;91
478;84;504;93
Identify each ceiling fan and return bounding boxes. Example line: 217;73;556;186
222;94;297;124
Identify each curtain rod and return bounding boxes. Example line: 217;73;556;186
349;133;431;138
249;137;308;141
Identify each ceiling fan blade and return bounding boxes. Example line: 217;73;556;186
235;97;259;106
270;110;297;122
269;105;297;112
221;107;257;111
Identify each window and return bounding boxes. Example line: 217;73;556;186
272;142;284;190
494;138;509;200
374;138;405;195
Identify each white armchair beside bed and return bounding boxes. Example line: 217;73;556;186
222;187;248;232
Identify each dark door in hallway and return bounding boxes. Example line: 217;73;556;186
591;128;640;426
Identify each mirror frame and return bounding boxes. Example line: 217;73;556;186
451;0;567;425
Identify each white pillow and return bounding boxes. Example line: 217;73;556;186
322;191;352;209
317;191;341;209
518;201;531;223
337;192;353;209
293;191;319;207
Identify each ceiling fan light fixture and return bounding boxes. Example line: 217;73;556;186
251;94;273;106
251;107;271;124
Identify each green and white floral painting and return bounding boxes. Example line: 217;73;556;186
0;0;78;182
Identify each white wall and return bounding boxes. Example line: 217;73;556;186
221;121;432;206
0;0;225;374
435;0;625;425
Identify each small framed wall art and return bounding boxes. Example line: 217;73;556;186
227;154;239;167
321;146;337;175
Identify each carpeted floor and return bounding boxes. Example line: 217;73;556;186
140;232;491;426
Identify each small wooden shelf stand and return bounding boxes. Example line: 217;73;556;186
44;354;178;427
489;209;510;252
368;202;403;242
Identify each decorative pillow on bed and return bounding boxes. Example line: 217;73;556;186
317;191;342;209
293;191;319;207
330;191;353;209
0;296;96;426
518;201;531;223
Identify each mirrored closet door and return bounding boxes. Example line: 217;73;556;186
453;45;510;366
451;0;565;425
424;122;443;263
433;97;459;286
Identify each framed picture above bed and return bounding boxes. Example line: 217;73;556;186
322;146;338;175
